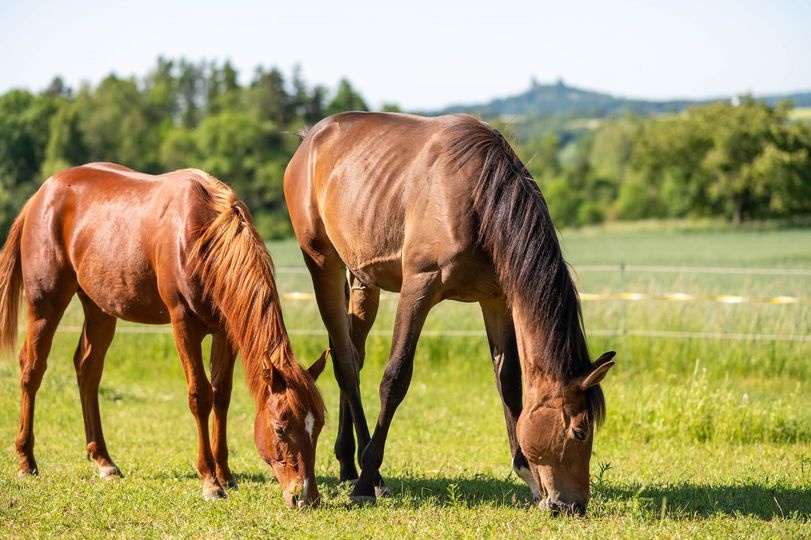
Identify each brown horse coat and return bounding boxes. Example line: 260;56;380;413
0;163;325;506
285;112;614;514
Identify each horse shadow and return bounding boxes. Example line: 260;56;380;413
166;471;811;519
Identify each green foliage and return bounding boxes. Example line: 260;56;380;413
326;78;369;116
518;98;811;227
0;89;56;236
0;58;388;240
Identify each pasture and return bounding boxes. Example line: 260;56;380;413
1;227;809;537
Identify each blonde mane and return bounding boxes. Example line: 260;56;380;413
186;173;324;422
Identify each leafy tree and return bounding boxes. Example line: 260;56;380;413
73;76;159;171
249;67;290;126
41;100;88;178
0;90;56;234
326;78;368;115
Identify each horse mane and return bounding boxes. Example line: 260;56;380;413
185;170;324;423
445;116;605;426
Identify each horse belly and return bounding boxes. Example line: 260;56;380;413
345;254;403;292
76;256;171;325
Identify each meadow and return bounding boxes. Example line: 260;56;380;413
0;226;809;538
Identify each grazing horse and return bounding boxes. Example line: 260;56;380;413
284;112;615;515
0;163;326;507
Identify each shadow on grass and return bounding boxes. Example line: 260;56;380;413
156;470;810;520
596;483;810;520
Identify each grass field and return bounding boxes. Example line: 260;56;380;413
790;107;811;122
1;227;809;537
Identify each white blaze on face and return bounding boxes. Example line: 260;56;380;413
304;411;315;442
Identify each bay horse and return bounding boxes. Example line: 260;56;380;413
284;112;615;515
0;163;326;507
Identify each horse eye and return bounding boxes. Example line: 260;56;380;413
274;424;285;437
572;428;587;441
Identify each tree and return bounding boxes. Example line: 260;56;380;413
0;90;55;234
40;100;88;178
249;67;290;126
326;79;368;115
74;75;159;171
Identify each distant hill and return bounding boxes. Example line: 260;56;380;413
436;79;811;118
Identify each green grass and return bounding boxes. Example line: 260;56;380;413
1;227;809;537
790;107;811;122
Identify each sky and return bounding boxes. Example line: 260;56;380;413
2;0;810;111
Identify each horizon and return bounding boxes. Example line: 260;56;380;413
2;0;810;110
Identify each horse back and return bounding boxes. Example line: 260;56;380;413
285;112;500;300
21;164;216;325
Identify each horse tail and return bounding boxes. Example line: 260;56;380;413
0;202;29;356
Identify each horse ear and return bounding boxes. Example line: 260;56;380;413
263;361;287;394
308;348;329;380
577;351;616;390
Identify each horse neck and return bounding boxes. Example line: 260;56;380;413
510;294;589;401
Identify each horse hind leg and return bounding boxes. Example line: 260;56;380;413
16;287;75;477
480;299;542;505
74;292;121;479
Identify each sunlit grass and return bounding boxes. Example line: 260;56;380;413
0;227;809;537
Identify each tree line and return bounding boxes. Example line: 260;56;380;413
0;57;390;239
1;57;809;240
514;97;811;227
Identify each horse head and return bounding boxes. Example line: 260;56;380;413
516;351;615;515
254;350;328;508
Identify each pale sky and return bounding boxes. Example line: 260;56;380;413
2;0;809;110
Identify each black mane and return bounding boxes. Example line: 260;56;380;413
445;115;605;424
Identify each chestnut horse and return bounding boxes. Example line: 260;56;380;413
0;163;326;507
284;112;615;515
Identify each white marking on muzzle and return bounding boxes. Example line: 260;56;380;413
300;478;310;508
304;411;315;442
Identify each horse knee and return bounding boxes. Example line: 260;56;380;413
211;386;231;411
20;363;46;393
333;359;360;391
188;385;213;416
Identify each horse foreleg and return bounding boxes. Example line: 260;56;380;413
352;271;439;502
209;333;237;489
74;293;120;479
480;299;542;504
302;254;374;484
335;273;381;483
171;314;224;500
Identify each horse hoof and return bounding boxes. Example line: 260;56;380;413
203;485;227;501
99;465;122;480
223;480;238;490
17;469;38;479
349;494;376;506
